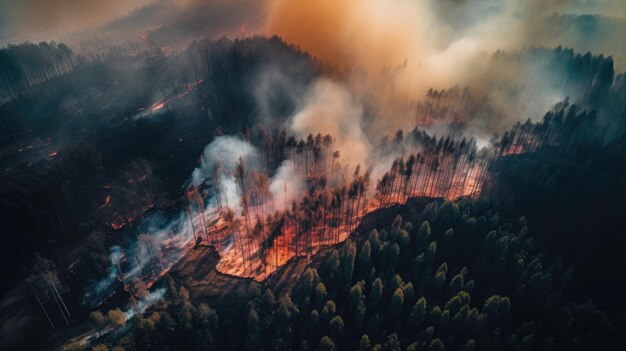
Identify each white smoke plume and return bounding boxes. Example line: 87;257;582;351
270;160;304;211
83;210;194;308
288;78;372;172
85;133;312;306
265;0;626;135
124;287;167;321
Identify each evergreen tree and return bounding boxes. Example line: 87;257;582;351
317;336;336;351
358;334;371;351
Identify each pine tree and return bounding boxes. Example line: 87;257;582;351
358;334;371;351
368;278;384;311
317;336;336;351
389;288;404;319
409;297;427;330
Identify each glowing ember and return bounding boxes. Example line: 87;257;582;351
88;122;545;308
100;195;111;209
151;102;165;112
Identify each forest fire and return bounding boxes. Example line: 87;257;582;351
176;115;569;281
109;221;126;231
132;80;203;120
4;0;626;347
177;128;498;281
84;126;499;308
84;98;575;309
106;204;155;231
100;195;111;209
150;102;165;112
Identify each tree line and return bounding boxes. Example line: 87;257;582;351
78;197;617;350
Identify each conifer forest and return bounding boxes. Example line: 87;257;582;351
1;1;626;350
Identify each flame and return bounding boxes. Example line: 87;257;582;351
107;204;155;231
110;220;126;231
151;102;165;112
99;195;111;209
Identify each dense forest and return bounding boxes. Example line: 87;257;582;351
66;93;626;350
2;32;626;351
73;197;622;350
0;36;319;294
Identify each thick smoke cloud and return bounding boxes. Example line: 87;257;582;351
289;79;371;171
266;0;625;78
270;160;304;211
83;211;195;308
264;0;505;96
265;0;626;135
0;0;265;53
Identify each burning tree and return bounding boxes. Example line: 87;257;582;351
184;126;496;281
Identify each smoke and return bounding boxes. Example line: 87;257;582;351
196;135;311;212
0;0;154;44
75;0;625;311
282;77;412;191
85;131;313;307
124;287;167;320
264;0;497;97
201;136;258;171
83;246;124;307
265;0;626;134
265;0;625;79
288;79;371;171
252;64;310;124
83;211;195;308
270;160;304;211
192;136;258;213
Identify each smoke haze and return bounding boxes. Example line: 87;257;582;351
264;0;625;136
0;0;153;44
289;79;371;171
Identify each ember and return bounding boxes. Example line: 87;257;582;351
100;195;111;209
151;102;165;112
178;129;502;281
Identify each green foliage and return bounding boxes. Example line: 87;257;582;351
358;334;371;351
321;300;336;323
368;278;384;311
382;333;401;351
389;288;404;318
427;338;445;351
110;198;618;350
415;221;431;253
315;282;328;303
410;297;427;331
317;336;336;351
358;241;372;279
245;308;262;351
329;315;344;339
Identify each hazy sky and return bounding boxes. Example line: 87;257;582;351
0;0;154;44
2;0;624;46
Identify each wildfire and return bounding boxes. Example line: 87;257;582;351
107;204;155;231
500;146;526;157
110;221;126;231
200;137;493;281
151;102;165;112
